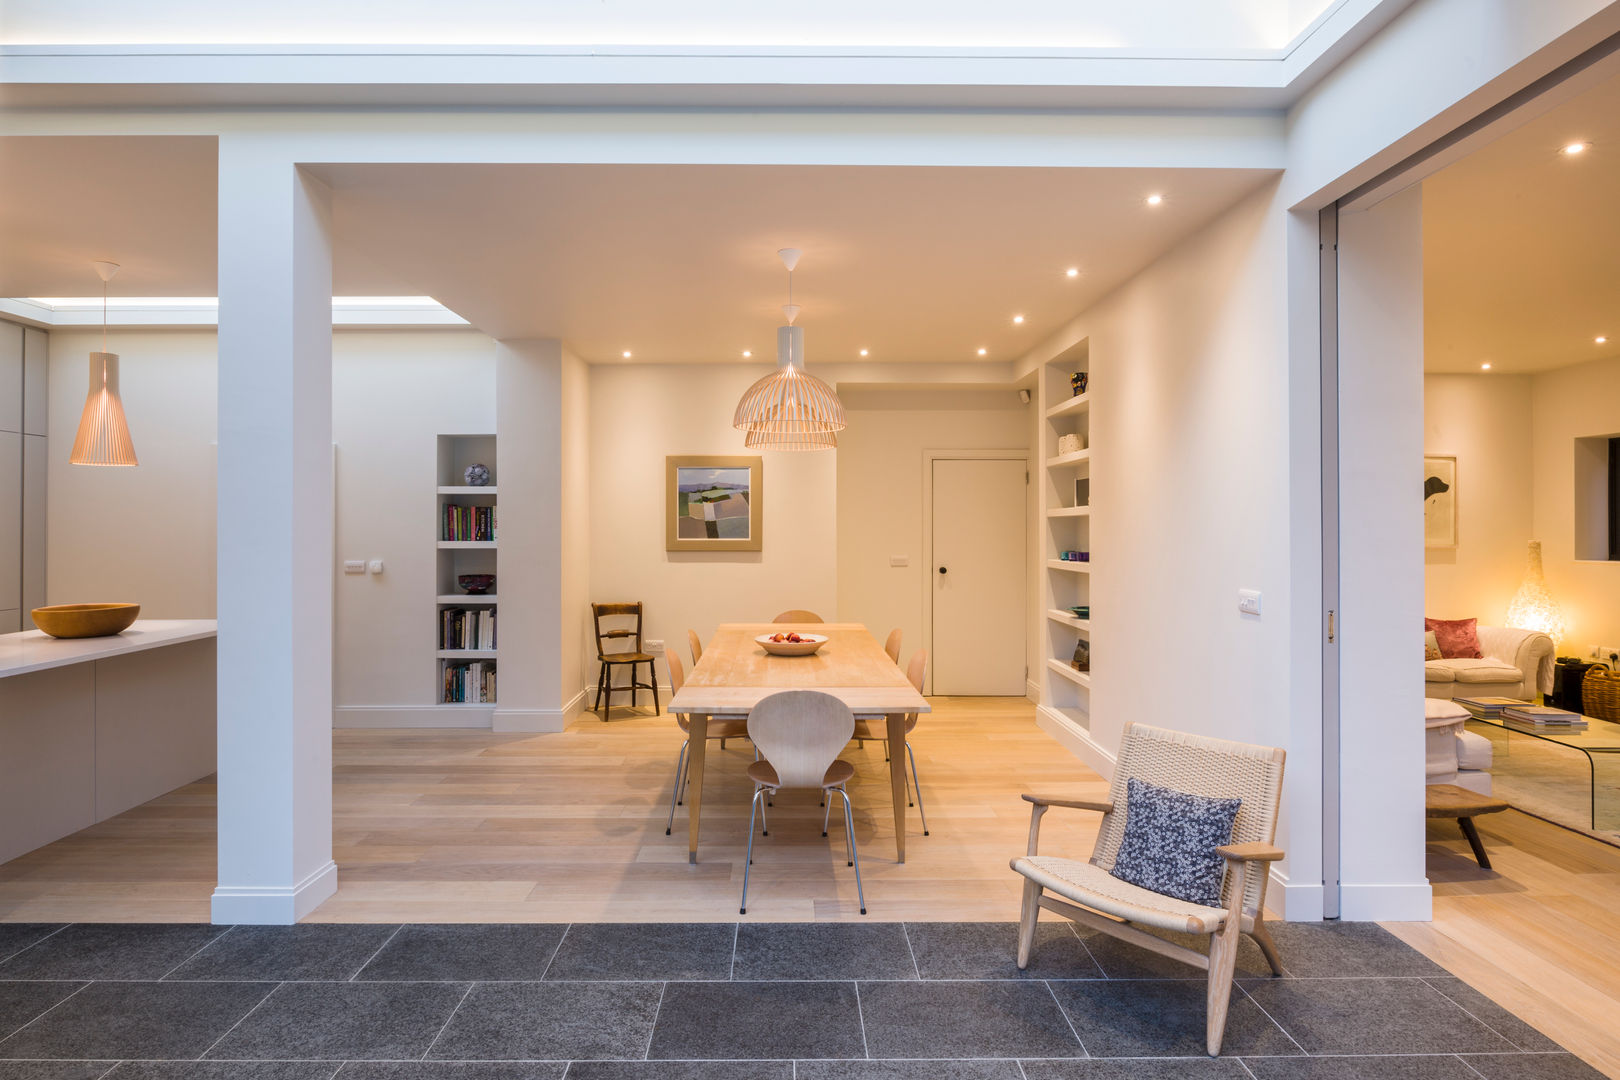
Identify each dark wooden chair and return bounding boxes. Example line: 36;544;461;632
592;602;659;720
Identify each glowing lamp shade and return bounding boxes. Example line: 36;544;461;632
1504;540;1565;644
731;324;846;450
70;352;139;466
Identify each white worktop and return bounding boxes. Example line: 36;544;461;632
0;619;218;679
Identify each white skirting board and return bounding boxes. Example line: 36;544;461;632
211;860;337;925
1025;678;1041;703
1035;703;1115;779
1264;868;1323;922
334;705;493;728
1339;881;1434;922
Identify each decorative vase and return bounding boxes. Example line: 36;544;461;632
1504;540;1566;644
1057;433;1084;455
1071;371;1089;395
464;463;491;486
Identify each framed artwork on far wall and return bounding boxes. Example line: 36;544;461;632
1424;455;1457;548
666;455;763;552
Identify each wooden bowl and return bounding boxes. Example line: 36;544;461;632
755;633;828;657
31;603;141;639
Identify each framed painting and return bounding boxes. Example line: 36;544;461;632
1424;455;1457;548
666;455;763;552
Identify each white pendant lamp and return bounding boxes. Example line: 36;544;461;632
70;260;139;467
732;248;846;451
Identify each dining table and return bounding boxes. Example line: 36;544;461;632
665;622;931;864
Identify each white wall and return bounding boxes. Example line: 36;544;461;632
586;363;836;698
559;346;592;710
1422;374;1534;623
835;387;1033;692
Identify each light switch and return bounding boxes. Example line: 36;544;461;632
368;559;385;575
889;555;909;567
342;560;366;575
645;639;665;651
1238;589;1262;616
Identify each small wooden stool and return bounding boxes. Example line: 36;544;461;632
1426;783;1509;869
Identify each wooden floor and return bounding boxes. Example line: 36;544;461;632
3;698;1619;1075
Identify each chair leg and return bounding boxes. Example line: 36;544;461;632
649;659;661;716
1248;917;1285;977
823;795;832;837
593;663;605;713
665;740;688;835
1206;914;1244;1056
907;742;928;836
1016;878;1041;969
677;749;689;805
761;787;772;836
741;787;764;914
838;787;866;915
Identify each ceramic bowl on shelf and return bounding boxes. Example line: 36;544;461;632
31;603;141;638
457;574;496;595
755;632;828;657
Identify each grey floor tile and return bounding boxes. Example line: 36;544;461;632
858;980;1084;1059
1048;979;1298;1058
0;982;86;1040
205;981;468;1060
0;1064;116;1080
564;1065;790;1080
1462;1054;1610;1079
1254;924;1446;979
109;1065;340;1080
1022;1062;1253;1079
1240;979;1517;1056
544;925;734;982
167;925;400;982
904;923;1103;980
647;981;863;1060
341;1066;567;1080
358;925;567;982
797;1062;1025;1079
1241;1057;1481;1079
0;981;271;1060
1422;978;1563;1052
428;981;662;1061
0;928;66;966
732;924;916;981
0;925;228;981
1072;928;1261;981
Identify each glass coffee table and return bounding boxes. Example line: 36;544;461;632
1464;711;1620;832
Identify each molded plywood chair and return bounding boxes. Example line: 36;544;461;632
1010;722;1287;1057
687;629;704;665
884;628;903;663
591;602;659;720
772;609;824;624
741;690;865;915
845;648;929;835
664;651;753;836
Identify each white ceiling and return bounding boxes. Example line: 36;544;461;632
1424;70;1620;375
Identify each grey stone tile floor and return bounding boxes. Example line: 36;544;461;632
0;921;1603;1079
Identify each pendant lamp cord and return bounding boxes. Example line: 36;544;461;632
102;277;108;354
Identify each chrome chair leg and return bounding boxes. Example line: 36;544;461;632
838;786;866;915
741;786;764;914
823;794;832;837
665;740;689;835
761;786;772;836
676;749;690;806
907;741;929;836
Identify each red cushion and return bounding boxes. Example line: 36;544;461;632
1425;617;1482;659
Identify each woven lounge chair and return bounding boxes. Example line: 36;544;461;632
1010;722;1286;1056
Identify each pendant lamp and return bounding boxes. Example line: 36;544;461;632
732;248;846;451
1504;540;1566;644
70;260;139;467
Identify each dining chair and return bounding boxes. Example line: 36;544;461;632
591;602;659;720
1010;722;1287;1056
883;628;903;663
687;629;704;665
664;651;754;835
771;609;824;623
740;689;865;915
839;648;929;835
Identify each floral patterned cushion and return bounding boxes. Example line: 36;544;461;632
1109;777;1241;908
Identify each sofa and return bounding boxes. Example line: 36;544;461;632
1426;698;1493;795
1425;625;1555;701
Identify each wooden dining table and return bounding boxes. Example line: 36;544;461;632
665;622;930;864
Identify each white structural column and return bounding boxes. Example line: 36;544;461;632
212;141;338;923
492;338;565;732
1334;185;1431;921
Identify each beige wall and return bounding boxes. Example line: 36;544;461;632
559;346;593;704
834;387;1033;694
585;363;837;695
1422;374;1534;623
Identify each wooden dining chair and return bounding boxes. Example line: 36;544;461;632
687;629;704;665
741;690;865;915
664;651;754;836
883;628;903;663
772;609;824;624
591;602;659;720
841;648;929;835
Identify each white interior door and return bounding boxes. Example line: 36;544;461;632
931;457;1027;695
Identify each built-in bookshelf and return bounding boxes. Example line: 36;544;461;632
1040;343;1092;741
436;434;498;709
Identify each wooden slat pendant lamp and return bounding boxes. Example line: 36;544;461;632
70;261;139;467
732;248;846;451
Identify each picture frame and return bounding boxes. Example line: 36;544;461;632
666;455;764;552
1424;455;1457;549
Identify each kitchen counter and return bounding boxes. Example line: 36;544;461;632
0;619;217;678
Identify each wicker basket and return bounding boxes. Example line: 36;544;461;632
1582;665;1620;722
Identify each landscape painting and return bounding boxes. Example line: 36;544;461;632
665;456;763;552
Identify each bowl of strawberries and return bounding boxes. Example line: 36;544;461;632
756;631;829;657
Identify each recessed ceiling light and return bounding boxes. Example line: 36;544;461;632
859;348;869;357
1597;336;1609;345
1012;314;1025;325
1145;193;1164;206
742;349;752;358
977;347;988;356
1480;362;1492;371
622;350;632;358
1065;268;1079;278
1561;141;1591;156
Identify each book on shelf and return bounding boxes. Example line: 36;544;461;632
441;503;498;542
442;660;497;704
440;607;497;651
